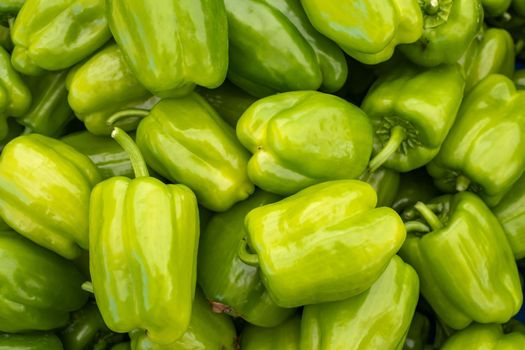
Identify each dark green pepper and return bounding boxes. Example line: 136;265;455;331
401;192;522;329
20;69;73;136
241;180;406;307
90;128;199;345
62;131;133;180
240;316;300;350
362;64;465;173
514;69;525;89
300;0;423;65
107;0;228;97
0;333;63;350
129;289;236;350
0;0;24;17
482;0;512;16
237;91;373;196
358;167;400;207
66;44;159;135
0;25;12;51
301;256;419;350
198;190;295;327
0;134;101;258
427;74;525;207
441;324;525;349
0;230;88;332
400;0;483;67
135;93;254;212
225;0;347;97
392;168;441;215
10;0;111;75
403;312;432;350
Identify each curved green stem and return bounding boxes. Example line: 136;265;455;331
238;238;259;267
456;174;471;192
424;0;440;15
405;221;431;233
414;201;443;231
369;125;406;173
82;281;94;294
111;127;149;178
106;108;149;127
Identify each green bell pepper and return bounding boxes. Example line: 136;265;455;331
198;190;295;327
458;27;515;92
0;45;31;140
135;93;254;212
0;25;12;52
358;167;400;207
90;128;199;345
300;0;423;65
225;0;347;97
0;333;63;350
20;69;73;136
111;344;131;350
0;134;100;258
400;0;483;67
494;173;525;259
482;0;512;16
60;302;125;350
240;179;406;307
301;255;419;350
197;81;257;127
106;0;227;98
62;131;133;180
427;74;525;207
392;168;441;215
129;289;236;350
240;316;300;350
362;64;465;173
237;91;373;196
0;230;87;332
401;192;522;329
403;312;432;350
441;324;525;349
67;44;159;135
0;119;23;151
11;0;111;76
0;0;24;17
513;0;525;16
514;69;525;89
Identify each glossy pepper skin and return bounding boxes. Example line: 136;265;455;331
20;69;73;136
0;46;31;140
67;44;159;135
107;0;227;98
62;131;133;180
198;190;295;327
482;0;512;16
0;230;87;332
362;64;465;173
392;169;441;215
90;128;199;345
237;91;373;196
358;168;400;207
441;324;525;349
300;0;423;65
400;0;483;67
427;74;525;207
225;0;347;97
129;289;237;350
11;0;111;76
242;179;406;307
240;316;301;350
0;0;24;16
458;27;515;92
197;81;257;127
301;256;419;350
0;333;63;350
400;192;522;329
136;94;254;212
0;134;100;258
494;173;525;259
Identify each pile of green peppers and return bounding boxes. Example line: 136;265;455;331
1;0;525;349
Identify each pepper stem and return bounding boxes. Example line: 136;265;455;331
106;108;149;127
404;221;431;233
424;0;440;15
111;127;149;178
414;201;443;231
456;175;471;192
238;238;259;267
369;125;406;173
81;281;94;294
